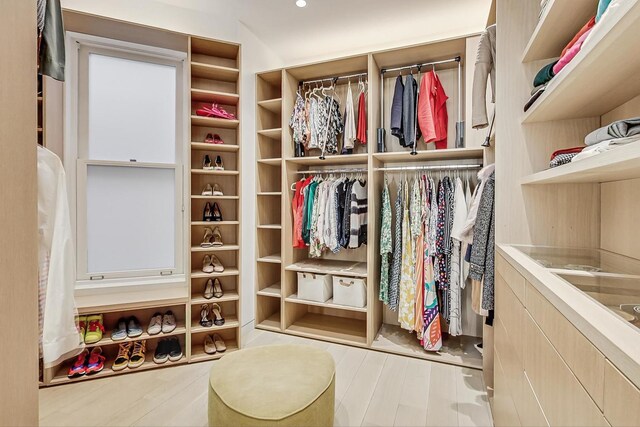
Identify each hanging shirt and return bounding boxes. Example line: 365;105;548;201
417;70;449;149
343;83;357;150
379;179;392;304
356;90;367;144
402;74;419;148
290;92;308;148
38;146;83;367
388;180;404;310
449;178;468;337
398;180;415;331
390;76;405;145
348;180;368;249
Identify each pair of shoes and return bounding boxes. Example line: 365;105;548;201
203;202;223;221
196;103;236;120
200;303;225;327
201;183;224;196
67;347;106;378
153;338;182;364
112;341;146;371
111;317;143;341
204;334;227;354
202;254;224;273
203;155;224;170
147;311;177;336
201;227;223;248
79;314;105;345
204;278;224;299
204;133;224;144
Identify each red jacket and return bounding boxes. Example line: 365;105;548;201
417;70;448;149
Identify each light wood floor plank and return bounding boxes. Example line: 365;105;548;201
393;358;432;426
361;354;408;426
426;363;459;427
455;367;494;427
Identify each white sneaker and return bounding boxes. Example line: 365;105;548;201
147;313;162;335
162;311;177;334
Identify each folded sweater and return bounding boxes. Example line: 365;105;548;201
585;117;640;145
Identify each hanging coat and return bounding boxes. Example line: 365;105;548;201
417;70;449;149
390;76;405;145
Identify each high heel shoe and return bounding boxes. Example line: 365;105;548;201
212;202;223;222
204;133;215;144
204;279;214;299
201;227;214;248
201;184;213;196
200;304;213;327
210;303;225;326
203;202;214;221
212;184;223;196
214;155;224;171
203;155;213;170
211;227;223;247
213;278;224;298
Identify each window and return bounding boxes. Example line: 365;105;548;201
66;33;187;288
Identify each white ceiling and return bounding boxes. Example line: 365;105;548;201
154;0;493;64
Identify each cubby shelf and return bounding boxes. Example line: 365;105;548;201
190;245;240;252
522;2;640;123
257;128;282;140
190;341;239;363
285;153;368;166
191;268;240;279
190;115;239;129
285;293;368;313
257;254;282;264
190;316;240;333
285;312;367;347
256;312;281;332
191;221;239;226
190;62;239;82
257;192;282;196
257;158;282;166
190;88;239;105
191;169;239;176
521;142;640;184
83;323;187;349
258;98;282;114
191;195;239;200
257;224;282;230
190;142;239;152
190;291;240;305
257;283;281;298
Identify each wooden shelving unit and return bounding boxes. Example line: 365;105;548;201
188;36;242;364
255;70;284;333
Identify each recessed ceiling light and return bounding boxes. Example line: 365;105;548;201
296;0;307;7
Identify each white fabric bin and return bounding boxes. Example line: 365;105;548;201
332;276;367;308
297;272;333;302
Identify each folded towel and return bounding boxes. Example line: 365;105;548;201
585;117;640;145
533;61;558;87
572;135;640;162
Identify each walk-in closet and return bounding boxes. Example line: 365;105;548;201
4;0;640;426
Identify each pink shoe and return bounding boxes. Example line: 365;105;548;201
196;104;236;120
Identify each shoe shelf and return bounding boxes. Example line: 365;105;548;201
257;192;282;196
84;322;187;349
258;98;283;114
190;291;240;306
190;88;239;105
190;268;240;279
191;169;240;176
190;339;239;363
190;244;240;252
191;195;239;200
257;224;282;230
256;311;282;332
190;315;240;334
190;62;239;82
190;115;239;129
190;142;239;152
191;221;239;226
257;282;281;298
257;254;282;264
257;128;282;140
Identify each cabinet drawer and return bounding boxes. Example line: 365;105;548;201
494;349;522;427
495;272;525;365
525;281;605;409
496;253;526;303
604;360;640;426
524;312;608;427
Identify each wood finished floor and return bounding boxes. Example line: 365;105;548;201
39;329;494;427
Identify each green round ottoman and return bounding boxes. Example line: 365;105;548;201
208;344;336;427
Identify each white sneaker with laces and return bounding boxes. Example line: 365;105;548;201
162;311;177;333
147;313;162;335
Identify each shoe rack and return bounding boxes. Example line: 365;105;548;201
255;70;284;332
188;36;242;363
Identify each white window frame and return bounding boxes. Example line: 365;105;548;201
65;32;189;290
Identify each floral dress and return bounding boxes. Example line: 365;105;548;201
317;97;343;155
290;92;307;147
379;178;392;304
388;179;404;311
398;180;416;331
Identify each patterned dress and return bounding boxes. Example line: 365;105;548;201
379;178;392;304
317;97;343;155
398;181;415;331
388;180;404;311
290;92;308;147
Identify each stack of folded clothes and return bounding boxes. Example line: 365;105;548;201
549;147;584;168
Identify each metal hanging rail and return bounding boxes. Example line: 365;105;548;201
374;164;481;172
380;56;461;75
300;72;368;86
295;167;367;175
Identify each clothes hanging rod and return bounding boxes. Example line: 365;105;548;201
295;167;368;175
300;72;368;86
374;164;481;172
380;56;461;74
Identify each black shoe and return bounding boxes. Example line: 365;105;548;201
203;202;213;221
168;338;183;362
212;202;223;221
154;340;169;364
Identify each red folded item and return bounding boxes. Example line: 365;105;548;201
560;16;595;58
549;146;584;160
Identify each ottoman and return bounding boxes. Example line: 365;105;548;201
208;344;336;427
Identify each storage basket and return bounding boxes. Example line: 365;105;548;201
332;276;367;308
297;272;333;302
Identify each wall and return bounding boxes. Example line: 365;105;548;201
61;0;284;329
0;1;39;425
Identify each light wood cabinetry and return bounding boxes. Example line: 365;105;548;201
604;361;640;427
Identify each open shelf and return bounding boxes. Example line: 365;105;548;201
286;259;368;278
83;322;186;349
190;115;239;129
190;245;240;252
191;89;239;105
191;195;239;200
285;312;367;346
256;312;281;332
521;142;640;184
190;315;240;334
190;291;239;305
191;221;239;226
373;147;484;163
522;2;640;123
257;158;282;166
257;192;282;196
521;0;599;62
191;268;239;279
190;62;239;82
190;142;239;152
285;153;368;166
257;283;281;298
190;340;239;363
257;254;282;264
257;224;282;230
257;128;282;140
285;293;367;313
258;98;282;114
191;169;239;176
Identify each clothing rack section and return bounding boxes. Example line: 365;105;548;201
255;70;285;333
188;36;242;363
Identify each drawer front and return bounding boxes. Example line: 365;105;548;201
604;360;640;426
495;272;525;365
525;281;605;409
494;349;522;427
520;372;549;427
496;253;526;303
524;312;608;427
